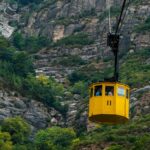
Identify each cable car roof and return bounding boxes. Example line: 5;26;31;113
89;81;129;88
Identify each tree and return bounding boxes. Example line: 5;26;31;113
0;132;13;150
0;36;10;50
71;81;88;97
1;117;31;144
16;0;43;5
12;52;35;77
13;33;25;50
35;127;77;150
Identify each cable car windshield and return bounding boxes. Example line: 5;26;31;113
105;86;114;96
95;85;102;96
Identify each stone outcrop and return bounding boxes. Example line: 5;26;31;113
0;90;64;131
29;0;150;83
0;0;19;38
0;0;150;133
130;85;150;119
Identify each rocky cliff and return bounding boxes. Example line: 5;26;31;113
0;90;64;132
0;0;150;133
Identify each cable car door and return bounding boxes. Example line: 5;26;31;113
103;85;115;114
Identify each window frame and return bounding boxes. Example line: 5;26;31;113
90;88;93;97
126;89;129;99
94;85;102;96
105;86;114;96
118;86;125;97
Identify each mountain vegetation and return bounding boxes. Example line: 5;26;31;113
0;36;67;115
0;0;150;149
0;114;149;150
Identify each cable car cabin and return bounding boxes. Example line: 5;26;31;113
89;82;130;124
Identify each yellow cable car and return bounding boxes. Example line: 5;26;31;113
88;0;131;124
88;27;130;124
89;81;129;124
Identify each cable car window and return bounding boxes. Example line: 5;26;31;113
95;85;102;96
126;89;129;98
90;88;93;97
105;86;114;96
118;87;125;96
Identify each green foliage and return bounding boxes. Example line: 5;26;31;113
74;25;86;33
78;8;96;18
74;114;150;150
131;0;143;5
57;55;86;66
14;0;43;5
132;134;150;150
135;16;150;32
35;127;77;150
13;33;51;53
0;36;65;114
71;81;88;97
107;145;124;150
54;8;96;26
12;144;28;150
99;6;121;22
1;117;31;144
23;75;66;115
120;48;150;87
12;52;34;77
54;17;73;26
0;132;13;150
0;36;10;50
54;33;94;47
12;143;37;150
0;36;35;78
68;64;105;84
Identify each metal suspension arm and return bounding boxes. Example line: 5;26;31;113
107;33;120;81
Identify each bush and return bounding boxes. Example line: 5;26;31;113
58;55;86;66
133;134;150;150
35;127;77;150
107;145;124;150
13;33;51;53
0;36;65;115
99;6;121;22
54;33;94;47
78;8;96;18
14;0;43;5
134;16;150;32
120;48;150;87
1;117;31;144
68;66;105;84
71;81;88;97
0;132;13;150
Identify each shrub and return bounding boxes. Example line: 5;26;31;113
1;117;31;144
133;134;150;150
68;66;105;84
58;55;86;66
54;33;94;47
107;145;124;150
0;132;13;150
35;127;77;150
99;6;121;22
14;0;43;5
71;81;88;97
134;16;150;32
78;8;96;18
120;48;150;87
13;33;51;53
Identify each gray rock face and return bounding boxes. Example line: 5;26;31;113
0;90;64;131
130;86;150;118
0;0;19;38
0;0;150;133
